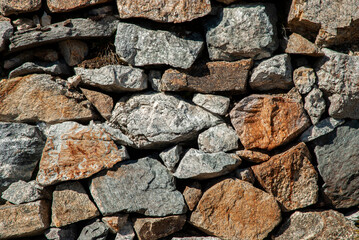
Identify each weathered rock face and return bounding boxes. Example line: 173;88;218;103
59;40;88;66
78;219;109;240
159;145;182;172
47;0;112;13
183;182;202;211
314;120;359;208
160;60;252;93
249;54;293;91
51;181;99;228
0;123;44;191
89;157;187;216
235;150;270;163
252;143;319;211
192;94;230;116
285;33;322;56
288;0;359;47
304;88;326;124
116;0;211;23
36;122;125;186
174;149;241;180
45;225;77;240
0;74;95;123
0;0;42;16
115;221;135;240
80;88;113;121
0;200;50;239
133;215;186;240
205;4;278;61
293;67;316;95
316;48;359;119
190;178;281;240
274;210;359;240
230;94;310;151
115;22;203;69
102;214;129;234
8;61;71;78
300;117;345;142
0;20;12;52
75;65;147;92
235;168;255;184
110;92;222;149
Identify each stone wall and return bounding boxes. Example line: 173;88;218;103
0;0;359;239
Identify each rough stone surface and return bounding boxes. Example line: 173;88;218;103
110;92;222;149
115;22;203;69
235;150;270;163
148;70;162;92
300;117;345;142
0;123;44;191
94;121;134;146
252;143;319;211
1;180;49;205
59;40;88;66
293;66;316;95
4;48;59;69
45;225;77;240
230;94;310;150
198;123;238;153
133;215;186;240
116;0;211;23
235;168;255;184
51;181;99;227
314;120;359;208
249;54;293;91
78;219;109;240
192;94;230;115
285;33;322;56
0;74;95;123
10;17;119;51
304;88;326;124
47;0;112;13
345;210;359;223
102;214;129;234
75;65;147;92
205;4;278;61
288;0;359;47
89;157;187;216
0;0;41;16
36;122;125;186
316;48;359;119
160;60;252;93
159;145;182;172
0;20;12;52
115;221;135;240
174;149;241;180
190;178;281;240
273;210;359;240
183;182;202;211
81;88;113;120
0;200;50;239
8;61;71;78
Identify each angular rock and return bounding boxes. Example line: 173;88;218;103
41;12;51;27
81;88;113;120
0;74;95;123
94;121;134;146
235;150;270;163
74;65;147;92
115;221;135;240
0;20;12;52
160;60;252;93
115;22;203;69
9;61;71;78
1;180;49;205
252;143;319;211
304;88;326;124
134;215;186;240
230;94;310;150
288;0;359;47
36;122;125;186
235;168;255;184
45;225;77;240
148;70;162;92
78;219;109;240
47;0;112;12
51;181;99;227
159;145;182;172
316;48;359;119
293;66;316;95
102;214;129;234
198;123;238;153
110;92;222;149
300;117;345;142
345;209;359;223
4;48;59;69
0;123;44;191
0;0;41;16
10;16;119;51
249;54;293;91
174;149;241;180
59;40;88;66
116;0;211;23
192;94;230;115
285;33;322;56
273;210;359;240
314;120;359;208
89;157;187;216
205;4;278;60
183;182;202;211
0;200;50;239
190;179;281;239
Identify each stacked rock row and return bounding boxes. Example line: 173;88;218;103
1;0;359;239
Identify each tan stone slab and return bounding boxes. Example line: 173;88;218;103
47;0;112;13
81;88;113;121
0;0;41;16
285;33;323;56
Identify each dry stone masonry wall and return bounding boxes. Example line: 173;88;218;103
0;0;358;239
